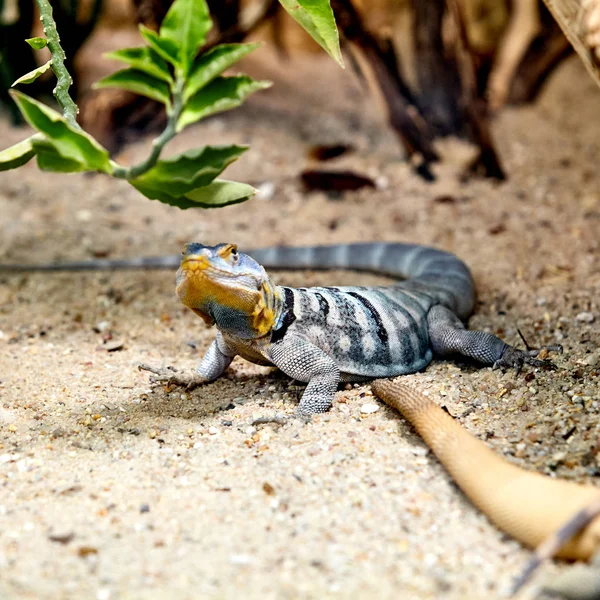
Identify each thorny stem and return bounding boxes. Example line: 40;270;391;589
34;0;81;129
112;78;185;180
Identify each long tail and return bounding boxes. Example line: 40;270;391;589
0;256;181;271
372;379;600;561
249;243;475;320
0;243;475;320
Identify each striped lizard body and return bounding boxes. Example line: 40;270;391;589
0;242;557;415
248;243;475;379
173;242;555;415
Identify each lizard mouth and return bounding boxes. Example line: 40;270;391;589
177;256;233;288
178;254;258;282
179;254;209;273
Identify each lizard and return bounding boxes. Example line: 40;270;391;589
1;241;561;416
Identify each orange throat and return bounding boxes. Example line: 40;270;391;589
176;263;280;337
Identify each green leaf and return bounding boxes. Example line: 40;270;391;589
26;37;48;50
0;136;37;171
131;145;247;195
140;25;181;67
159;0;212;75
12;60;52;86
9;91;112;174
130;178;256;209
278;0;343;67
177;75;271;131
104;47;173;84
184;179;256;208
94;68;171;107
184;43;261;102
32;138;87;173
128;178;179;205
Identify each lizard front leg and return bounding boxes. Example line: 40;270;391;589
268;335;340;416
141;332;236;390
194;331;236;383
427;305;561;372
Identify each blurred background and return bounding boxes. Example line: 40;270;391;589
3;0;598;180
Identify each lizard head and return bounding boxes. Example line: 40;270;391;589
176;243;282;339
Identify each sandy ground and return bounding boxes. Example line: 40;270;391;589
1;49;599;600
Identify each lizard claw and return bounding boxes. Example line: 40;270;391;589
138;363;177;382
138;364;208;390
493;344;562;375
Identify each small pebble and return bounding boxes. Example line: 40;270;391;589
94;321;111;332
48;531;75;544
576;311;595;323
104;340;124;352
208;427;218;435
360;403;379;415
262;482;275;495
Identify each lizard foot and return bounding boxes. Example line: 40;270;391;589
138;364;208;391
493;344;562;376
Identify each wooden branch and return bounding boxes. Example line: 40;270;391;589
413;0;462;135
446;0;506;180
508;8;572;104
542;0;600;89
331;0;440;180
488;0;542;110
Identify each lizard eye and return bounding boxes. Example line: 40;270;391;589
227;244;239;261
218;243;239;262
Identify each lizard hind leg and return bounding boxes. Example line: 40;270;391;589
427;305;561;372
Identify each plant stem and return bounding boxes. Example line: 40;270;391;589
35;0;81;129
112;78;185;180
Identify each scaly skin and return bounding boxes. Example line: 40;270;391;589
371;379;600;562
171;242;559;416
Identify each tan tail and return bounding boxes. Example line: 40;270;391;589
371;379;600;560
